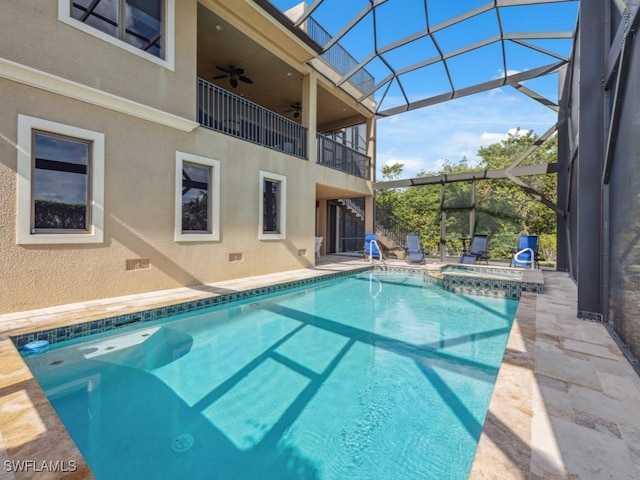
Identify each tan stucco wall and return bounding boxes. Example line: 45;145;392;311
0;80;371;313
0;0;197;120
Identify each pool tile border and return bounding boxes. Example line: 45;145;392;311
382;264;544;299
441;274;544;300
10;266;372;349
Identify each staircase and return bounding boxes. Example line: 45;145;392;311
337;198;364;221
337;199;407;259
374;204;423;260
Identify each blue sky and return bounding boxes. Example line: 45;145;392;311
269;0;579;178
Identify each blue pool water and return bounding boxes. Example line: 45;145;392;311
25;271;518;480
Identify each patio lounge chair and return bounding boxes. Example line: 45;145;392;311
459;234;490;264
406;234;424;263
510;235;539;268
364;234;381;261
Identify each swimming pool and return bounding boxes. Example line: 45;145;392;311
24;271;517;480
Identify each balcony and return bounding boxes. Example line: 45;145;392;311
197;78;308;159
197;78;371;179
317;133;371;180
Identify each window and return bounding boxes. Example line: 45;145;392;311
259;171;286;240
58;0;175;70
174;152;220;242
17;115;105;244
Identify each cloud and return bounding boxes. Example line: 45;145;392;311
480;132;508;144
494;68;527;79
508;127;532;137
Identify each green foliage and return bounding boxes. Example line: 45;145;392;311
538;234;556;264
378;130;558;263
381;162;404;180
34;201;86;230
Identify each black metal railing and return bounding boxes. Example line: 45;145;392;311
197;78;308;159
307;17;375;94
317;133;371;179
340;197;365;219
340;236;365;253
375;203;415;251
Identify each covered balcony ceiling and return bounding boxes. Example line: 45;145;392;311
197;3;367;131
260;0;580;116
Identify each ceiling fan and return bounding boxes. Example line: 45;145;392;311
283;102;302;118
213;65;253;88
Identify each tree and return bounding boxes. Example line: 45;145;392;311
376;130;559;261
381;162;404;180
376;162;404;211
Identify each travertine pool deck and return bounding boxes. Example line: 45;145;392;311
1;258;639;479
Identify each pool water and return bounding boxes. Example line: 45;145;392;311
25;271;518;480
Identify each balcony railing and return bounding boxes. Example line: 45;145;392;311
307;17;375;94
317;133;371;179
197;78;307;159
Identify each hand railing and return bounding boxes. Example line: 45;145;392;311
307;17;375;94
340;198;365;218
317;133;371;179
375;203;416;251
197;78;307;159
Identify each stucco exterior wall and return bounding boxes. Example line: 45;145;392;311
0;80;371;312
0;0;197;120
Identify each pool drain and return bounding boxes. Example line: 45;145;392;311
172;433;194;453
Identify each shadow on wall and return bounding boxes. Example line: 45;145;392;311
109;214;316;292
108;213;205;287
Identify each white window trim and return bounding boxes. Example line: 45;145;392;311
174;152;221;242
57;0;176;71
16;115;105;245
259;171;287;241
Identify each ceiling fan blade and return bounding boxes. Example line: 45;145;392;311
212;74;228;80
294;111;300;118
239;76;253;84
216;66;232;73
283;109;293;113
230;77;238;88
